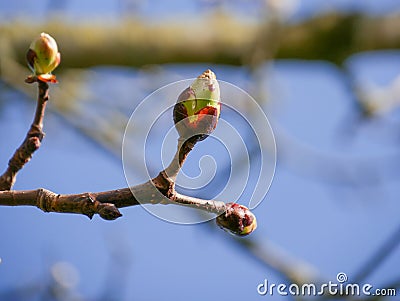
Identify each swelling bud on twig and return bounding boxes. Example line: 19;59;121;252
216;203;257;236
173;69;221;143
26;32;60;83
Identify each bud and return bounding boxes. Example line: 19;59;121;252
26;32;60;83
173;69;220;143
216;203;257;236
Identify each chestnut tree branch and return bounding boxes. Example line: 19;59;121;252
0;121;226;220
0;179;227;221
0;69;250;236
0;78;49;190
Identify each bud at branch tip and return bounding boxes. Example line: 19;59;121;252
216;203;257;236
26;32;60;83
173;69;221;143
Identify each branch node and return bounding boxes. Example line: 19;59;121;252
75;193;122;221
37;188;56;213
152;171;175;199
28;124;45;140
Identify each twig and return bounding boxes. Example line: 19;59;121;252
0;135;226;220
0;78;49;190
0;188;124;220
173;192;226;214
0;71;243;231
229;236;322;286
352;223;400;284
0;133;228;219
0;179;227;220
163;138;196;182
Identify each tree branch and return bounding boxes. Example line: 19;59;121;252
0;68;251;236
0;135;226;220
0;181;226;221
0;78;49;190
3;12;400;70
352;222;400;284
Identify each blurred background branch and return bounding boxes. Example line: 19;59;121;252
1;12;399;70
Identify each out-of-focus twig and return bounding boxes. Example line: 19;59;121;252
353;223;400;284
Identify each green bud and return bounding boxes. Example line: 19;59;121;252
173;69;221;142
216;203;257;236
26;32;60;82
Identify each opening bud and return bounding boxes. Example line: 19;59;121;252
173;69;221;143
26;32;60;83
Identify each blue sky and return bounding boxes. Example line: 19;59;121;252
0;0;399;23
0;1;399;300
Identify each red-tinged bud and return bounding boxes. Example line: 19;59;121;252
173;69;220;143
216;203;257;236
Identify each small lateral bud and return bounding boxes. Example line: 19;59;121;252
216;203;257;236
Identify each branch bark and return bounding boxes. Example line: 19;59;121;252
0;178;227;221
0;79;49;190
